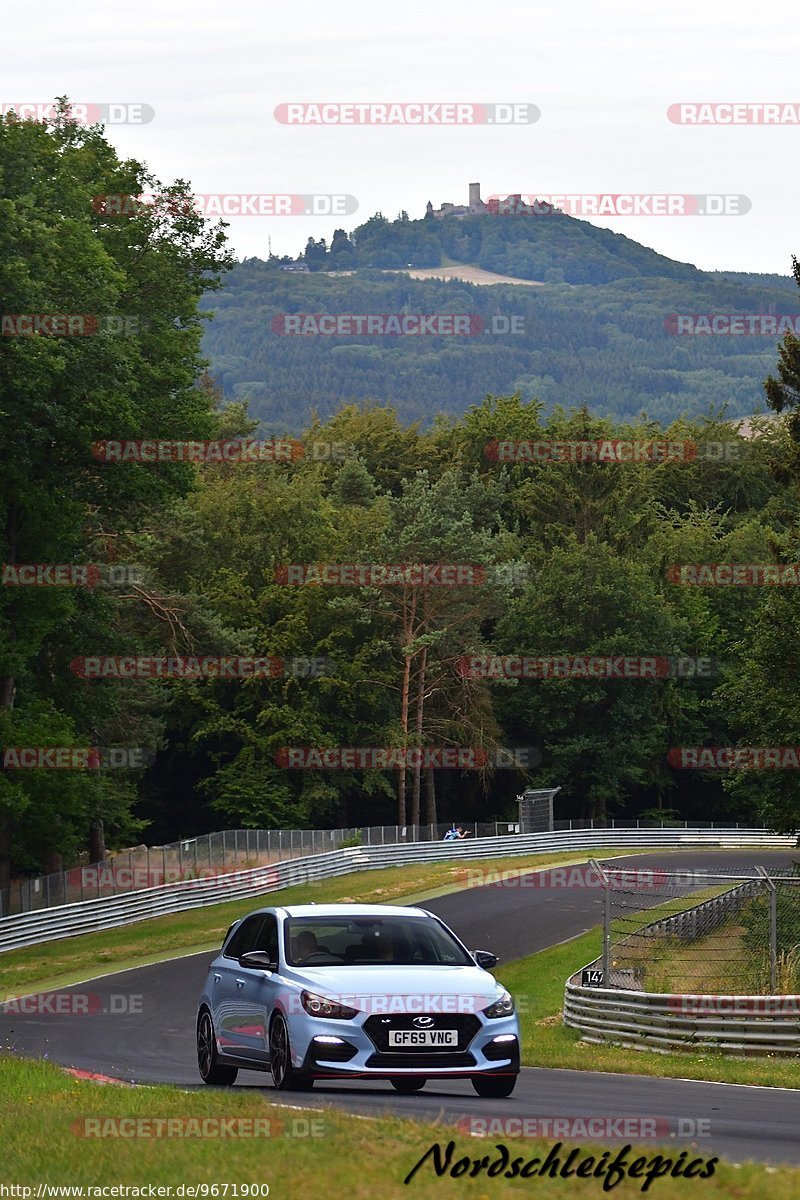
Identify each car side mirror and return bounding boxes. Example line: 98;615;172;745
239;950;278;971
473;949;498;970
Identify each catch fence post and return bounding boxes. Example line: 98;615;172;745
589;858;611;988
758;867;778;992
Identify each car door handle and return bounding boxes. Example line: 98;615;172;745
213;974;221;984
236;978;246;988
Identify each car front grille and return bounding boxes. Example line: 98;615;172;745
362;1013;481;1054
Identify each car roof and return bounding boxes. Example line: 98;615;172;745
247;903;429;918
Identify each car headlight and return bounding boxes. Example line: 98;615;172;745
482;990;515;1019
300;990;359;1019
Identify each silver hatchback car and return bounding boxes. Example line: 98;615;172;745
197;903;520;1096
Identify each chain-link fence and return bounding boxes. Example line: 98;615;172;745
2;818;772;918
590;860;800;995
5;821;517;916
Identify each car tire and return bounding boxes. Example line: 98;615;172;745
390;1077;426;1093
269;1013;314;1091
197;1009;238;1086
471;1073;518;1098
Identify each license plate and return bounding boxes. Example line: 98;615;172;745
388;1029;458;1048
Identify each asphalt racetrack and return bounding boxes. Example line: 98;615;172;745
3;849;800;1165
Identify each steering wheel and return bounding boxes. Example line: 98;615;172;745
302;950;339;962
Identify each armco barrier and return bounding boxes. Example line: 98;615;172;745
7;820;774;916
0;828;794;955
639;878;762;942
563;984;800;1055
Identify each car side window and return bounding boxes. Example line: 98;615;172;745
254;914;279;962
223;915;264;960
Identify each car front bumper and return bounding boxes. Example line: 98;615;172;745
288;1009;521;1078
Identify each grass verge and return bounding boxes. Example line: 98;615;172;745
1;1055;795;1194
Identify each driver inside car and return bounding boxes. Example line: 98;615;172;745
291;930;320;961
369;932;398;962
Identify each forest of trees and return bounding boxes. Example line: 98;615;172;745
5;110;800;895
203;243;793;430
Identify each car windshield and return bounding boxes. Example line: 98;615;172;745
284;916;474;967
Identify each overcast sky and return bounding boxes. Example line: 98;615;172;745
4;0;798;273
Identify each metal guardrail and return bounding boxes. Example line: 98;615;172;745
563;984;800;1055
7;818;769;916
0;827;794;955
564;875;800;1055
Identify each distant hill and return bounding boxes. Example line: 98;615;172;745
200;211;795;430
266;209;707;285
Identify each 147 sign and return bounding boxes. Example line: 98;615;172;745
581;968;604;988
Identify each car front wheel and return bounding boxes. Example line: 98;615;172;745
197;1010;238;1086
471;1073;517;1098
269;1013;314;1091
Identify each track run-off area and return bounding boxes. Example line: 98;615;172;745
3;849;800;1166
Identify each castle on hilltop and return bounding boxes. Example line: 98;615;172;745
426;182;485;219
425;182;522;220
